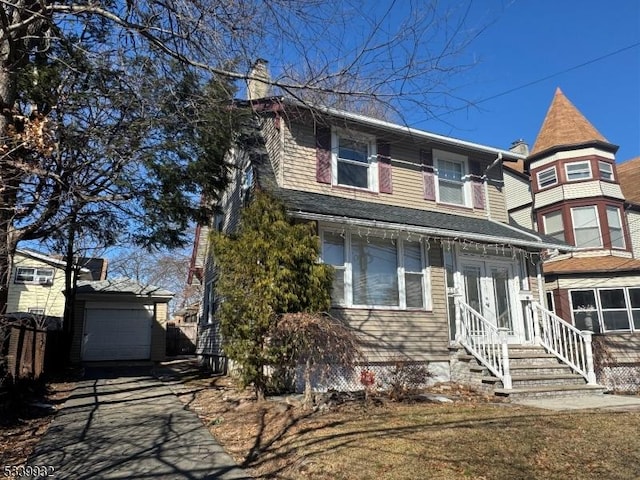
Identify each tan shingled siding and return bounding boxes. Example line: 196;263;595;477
595;333;640;364
330;244;449;363
504;170;532;211
486;177;508;222
509;207;533;230
69;300;86;363
281;121;498;219
628;210;640;259
261;115;283;185
151;302;168;361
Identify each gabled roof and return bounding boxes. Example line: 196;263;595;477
530;88;615;156
75;278;173;298
16;248;90;273
618;156;640;204
543;255;640;275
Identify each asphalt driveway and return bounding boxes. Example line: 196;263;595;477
25;366;250;479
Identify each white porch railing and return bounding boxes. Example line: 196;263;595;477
455;297;512;389
529;301;597;385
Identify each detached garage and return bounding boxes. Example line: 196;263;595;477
69;279;173;363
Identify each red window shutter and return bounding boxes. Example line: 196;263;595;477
316;127;332;184
469;160;485;209
377;141;392;193
421;149;435;201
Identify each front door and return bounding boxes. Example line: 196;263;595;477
460;259;525;343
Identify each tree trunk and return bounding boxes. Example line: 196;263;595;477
303;357;313;410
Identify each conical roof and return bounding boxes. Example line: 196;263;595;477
531;88;608;155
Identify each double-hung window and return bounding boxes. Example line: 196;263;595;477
570;288;640;333
322;229;429;310
437;157;466;206
570;290;600;332
537;166;557;189
598;161;614;181
606;206;625;249
542;210;565;241
571;206;601;248
333;133;376;190
565;161;592;181
15;267;54;285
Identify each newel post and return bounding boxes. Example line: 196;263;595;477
498;328;512;389
581;330;598;385
454;293;463;343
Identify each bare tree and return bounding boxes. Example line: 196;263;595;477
0;0;482;311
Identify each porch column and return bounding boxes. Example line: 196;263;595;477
454;293;463;343
581;331;598;385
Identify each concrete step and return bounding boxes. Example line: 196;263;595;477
510;374;587;388
494;384;605;399
509;364;576;376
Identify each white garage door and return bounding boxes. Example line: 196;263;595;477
82;305;154;361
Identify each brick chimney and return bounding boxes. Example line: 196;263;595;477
247;59;270;100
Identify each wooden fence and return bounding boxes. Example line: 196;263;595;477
166;323;197;356
1;322;47;382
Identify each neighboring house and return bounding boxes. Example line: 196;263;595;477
504;88;640;390
6;249;104;326
191;65;609;396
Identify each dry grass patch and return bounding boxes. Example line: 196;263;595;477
163;361;640;480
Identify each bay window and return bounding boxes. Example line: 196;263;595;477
542;210;565;241
606;206;625;249
322;229;429;309
599;161;614;181
571;206;602;248
537;166;558;189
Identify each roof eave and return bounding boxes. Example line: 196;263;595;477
527;140;619;163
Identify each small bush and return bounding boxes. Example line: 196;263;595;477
386;360;432;402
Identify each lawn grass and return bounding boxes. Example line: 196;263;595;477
166;362;640;480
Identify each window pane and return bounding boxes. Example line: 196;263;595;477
606;206;625;248
322;232;344;265
538;168;557;188
339;138;368;163
574;310;600;333
439;181;464;204
599;289;626;309
573;206;598;227
405;273;424;308
571;290;596;310
629;288;640;308
599;161;613;180
633;311;640;330
543;211;564;241
572;206;601;248
403;242;422;272
438;160;463;181
332;267;345;304
351;236;398;306
566;162;591;180
602;311;630;331
337;161;368;188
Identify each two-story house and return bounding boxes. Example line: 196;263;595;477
194;65;613;396
505;88;640;391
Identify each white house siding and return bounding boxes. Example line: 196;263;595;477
280;121;505;220
530;148;615;170
600;182;625;199
557;274;640;290
509;207;533;230
562;181;623;200
7;254;66;319
533;186;565;209
627;210;640;259
504;170;532;211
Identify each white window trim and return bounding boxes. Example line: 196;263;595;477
569;287;640;333
606;206;626;249
570;205;602;249
321;228;432;311
28;307;45;315
565;160;592;182
331;129;378;192
598;160;614;181
434;149;470;207
15;267;54;285
536;166;558;189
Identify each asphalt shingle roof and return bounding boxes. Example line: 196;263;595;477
75;278;173;298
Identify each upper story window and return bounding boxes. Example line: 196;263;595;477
437;158;466;205
565;161;592;181
606;206;625;249
321;229;430;310
15;267;54;285
537;166;558;189
598;161;614;181
333;133;377;190
542;210;565;241
571;206;602;248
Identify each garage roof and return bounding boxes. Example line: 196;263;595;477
75;278;173;299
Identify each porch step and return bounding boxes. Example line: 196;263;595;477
494;384;606;399
453;344;604;400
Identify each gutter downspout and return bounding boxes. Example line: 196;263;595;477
482;152;502;220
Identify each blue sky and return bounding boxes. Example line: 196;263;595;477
415;0;640;163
